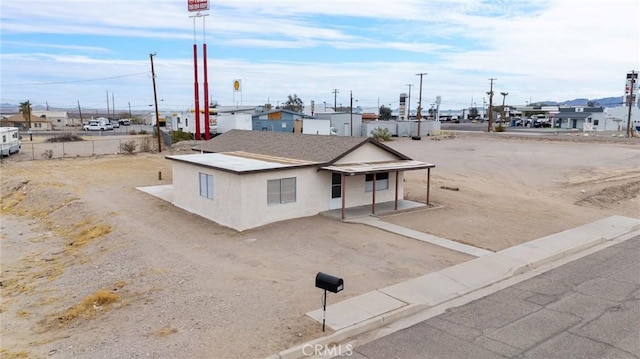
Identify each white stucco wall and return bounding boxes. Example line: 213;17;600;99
337;171;404;208
336;142;399;163
171;162;332;231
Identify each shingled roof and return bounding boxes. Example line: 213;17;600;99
193;130;411;164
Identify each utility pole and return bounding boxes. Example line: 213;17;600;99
106;90;110;117
416;72;427;138
150;53;162;153
487;78;496;132
626;70;637;138
349;91;353;136
332;89;339;111
500;92;509;124
406;84;413;119
77;100;83;124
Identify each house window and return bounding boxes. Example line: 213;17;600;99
331;173;342;199
267;177;296;205
594;120;599;126
365;172;389;192
199;172;214;199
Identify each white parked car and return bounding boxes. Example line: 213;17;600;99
83;121;113;131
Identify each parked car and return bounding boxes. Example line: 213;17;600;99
110;120;120;128
119;119;131;126
83;121;113;131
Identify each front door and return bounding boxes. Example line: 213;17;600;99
329;172;342;210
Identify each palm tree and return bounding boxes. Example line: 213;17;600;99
20;101;32;130
283;94;304;113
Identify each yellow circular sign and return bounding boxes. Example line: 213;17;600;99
233;80;240;91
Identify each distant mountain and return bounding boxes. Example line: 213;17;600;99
535;96;625;107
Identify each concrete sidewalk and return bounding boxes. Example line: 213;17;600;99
269;215;640;359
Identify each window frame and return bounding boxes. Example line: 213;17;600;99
267;177;297;205
199;172;214;199
365;172;389;192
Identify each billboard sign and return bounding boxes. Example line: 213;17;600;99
188;0;209;12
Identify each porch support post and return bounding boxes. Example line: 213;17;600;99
341;173;346;220
427;167;431;205
394;171;399;210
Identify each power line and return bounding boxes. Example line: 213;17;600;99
4;72;149;86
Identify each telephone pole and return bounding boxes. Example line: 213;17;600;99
416;73;427;138
626;71;637;138
406;84;413;119
332;89;339;111
487;78;496;132
150;53;162;153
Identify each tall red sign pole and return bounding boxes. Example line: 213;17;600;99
193;42;200;140
188;0;210;140
202;17;210;140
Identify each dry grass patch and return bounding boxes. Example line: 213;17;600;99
0;349;30;359
155;326;178;336
0;191;27;215
56;283;125;325
57;218;112;250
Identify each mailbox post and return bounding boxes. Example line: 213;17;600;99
315;272;344;332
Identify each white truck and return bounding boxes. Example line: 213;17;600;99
0;127;21;156
83;117;113;131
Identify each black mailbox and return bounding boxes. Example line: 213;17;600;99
315;272;344;293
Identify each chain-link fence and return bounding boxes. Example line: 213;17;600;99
14;136;158;161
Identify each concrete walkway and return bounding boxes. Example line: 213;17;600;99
347;216;494;257
269;216;640;359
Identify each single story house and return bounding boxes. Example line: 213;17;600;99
31;111;73;127
252;109;307;133
166;130;434;231
0;114;53;131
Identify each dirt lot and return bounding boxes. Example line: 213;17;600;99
1;131;639;358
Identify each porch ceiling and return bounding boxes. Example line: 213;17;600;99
321;160;434;175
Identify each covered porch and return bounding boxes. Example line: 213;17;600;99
321;160;435;220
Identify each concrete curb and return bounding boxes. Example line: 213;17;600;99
269;216;640;359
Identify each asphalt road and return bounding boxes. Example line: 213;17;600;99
348;235;640;359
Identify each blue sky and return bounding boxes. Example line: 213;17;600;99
1;0;638;112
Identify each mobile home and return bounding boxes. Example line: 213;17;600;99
0;127;21;156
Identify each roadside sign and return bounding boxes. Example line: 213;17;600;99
188;0;209;12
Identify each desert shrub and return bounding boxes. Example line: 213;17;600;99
120;140;137;154
370;127;392;141
171;130;193;143
495;124;505;132
46;134;83;143
41;149;54;160
139;130;147;135
129;130;137;135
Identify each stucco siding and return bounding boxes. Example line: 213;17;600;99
234;167;328;230
336;143;399;163
171;162;243;229
341;172;403;207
